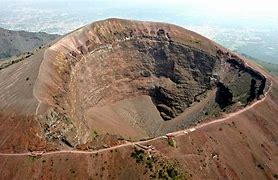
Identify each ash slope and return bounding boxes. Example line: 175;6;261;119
0;19;268;151
0;27;60;60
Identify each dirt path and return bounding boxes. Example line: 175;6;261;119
0;142;135;157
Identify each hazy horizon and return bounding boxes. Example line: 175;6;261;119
0;0;277;64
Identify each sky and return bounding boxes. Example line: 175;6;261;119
1;0;278;13
129;0;278;18
2;0;278;18
2;0;277;22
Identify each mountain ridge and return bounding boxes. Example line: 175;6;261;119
0;27;60;60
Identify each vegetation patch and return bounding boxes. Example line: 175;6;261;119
158;165;179;179
27;155;40;162
130;148;185;179
131;149;145;163
91;130;98;139
167;137;177;148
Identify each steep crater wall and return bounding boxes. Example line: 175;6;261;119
72;39;220;121
34;19;267;147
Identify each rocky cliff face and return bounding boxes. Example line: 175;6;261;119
31;19;267;147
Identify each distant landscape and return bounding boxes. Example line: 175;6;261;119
0;27;59;60
254;60;278;77
0;0;277;65
240;52;278;77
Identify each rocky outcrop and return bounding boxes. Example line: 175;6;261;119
215;50;267;107
42;109;78;147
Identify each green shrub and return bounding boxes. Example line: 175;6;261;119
131;149;145;163
168;138;176;147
